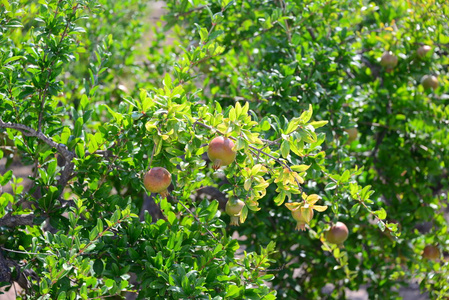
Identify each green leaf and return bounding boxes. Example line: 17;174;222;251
199;27;209;43
377;220;386;232
74;117;83;138
285;117;301;134
240;205;248;224
339;170;350;183
325;182;337;191
374;208;387;220
89;227;99;241
360;185;373;201
226;285;240;297
273;191;286;206
0;170;13;186
280;140;290;158
4;56;25;65
350;203;360;217
299;104;313;123
163;73;172;89
57;291;66;300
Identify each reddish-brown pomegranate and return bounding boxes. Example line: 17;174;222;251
417;45;432;58
421;75;438;90
143;167;171;197
226;199;245;226
380;51;398;72
422;245;440;260
325;222;349;244
207;136;237;170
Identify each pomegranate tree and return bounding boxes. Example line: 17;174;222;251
226;199;245;226
207;136;237;170
143;167;172;198
325;222;349;244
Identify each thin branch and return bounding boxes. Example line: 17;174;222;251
172;5;208;18
177;200;217;240
0;247;50;256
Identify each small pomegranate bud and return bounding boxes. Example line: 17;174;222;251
292;206;314;231
207;136;237;170
417;45;432;58
325;222;349;244
226;199;245;226
143;167;172;197
421;75;438;90
380;51;398;72
422;245;440;261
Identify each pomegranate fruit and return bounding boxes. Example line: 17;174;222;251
325;222;349;244
422;245;440;260
421;75;438;90
226;199;245;226
292;206;314;231
143;167;172;197
380;51;398;72
207;136;237;170
417;45;432;58
345;128;358;143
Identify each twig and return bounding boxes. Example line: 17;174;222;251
177;200;217;240
0;247;50;256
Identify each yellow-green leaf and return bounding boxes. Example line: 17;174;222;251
309;120;328;128
313;205;328;212
290;165;310;172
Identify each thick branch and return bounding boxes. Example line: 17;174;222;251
0;214;34;227
0;119;75;190
0;119;74;162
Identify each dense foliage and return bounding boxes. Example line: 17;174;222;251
0;0;448;299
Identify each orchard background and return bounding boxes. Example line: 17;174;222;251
0;0;448;299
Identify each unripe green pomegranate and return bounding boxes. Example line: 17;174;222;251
417;45;432;58
207;136;237;170
325;222;349;244
143;167;171;198
422;245;440;260
380;51;398;72
345;128;358;143
292;207;314;231
226;199;245;226
421;75;438;90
